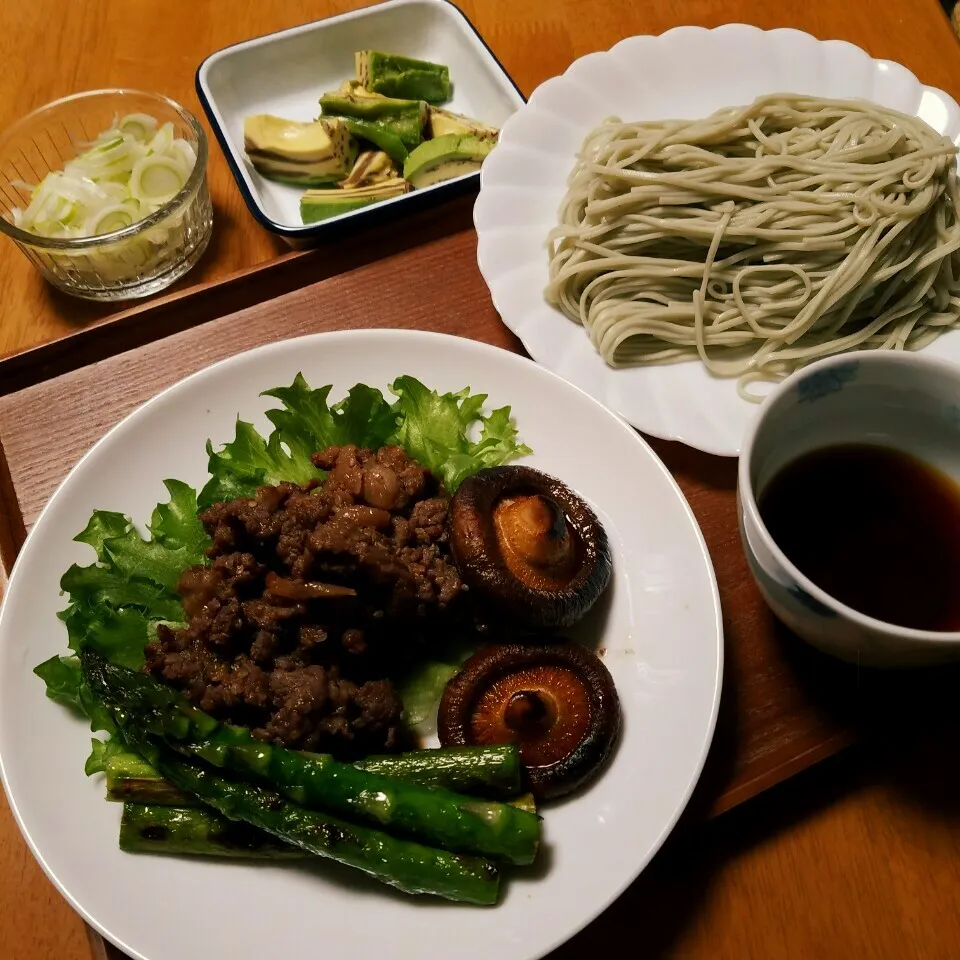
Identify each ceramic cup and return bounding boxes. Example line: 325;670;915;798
738;351;960;668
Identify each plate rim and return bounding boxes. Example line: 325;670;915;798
0;328;723;960
473;22;960;457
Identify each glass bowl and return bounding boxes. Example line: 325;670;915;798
0;89;213;301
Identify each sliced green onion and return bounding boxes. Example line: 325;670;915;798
119;113;159;142
128;155;186;204
65;138;143;182
169;139;197;169
8;112;197;240
147;121;175;156
99;181;132;202
84;202;138;235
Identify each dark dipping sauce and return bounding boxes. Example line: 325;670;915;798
759;443;960;632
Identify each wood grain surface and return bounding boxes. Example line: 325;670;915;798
0;0;956;359
2;229;960;960
1;1;960;959
0;194;479;397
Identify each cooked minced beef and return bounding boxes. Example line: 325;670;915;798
144;445;467;756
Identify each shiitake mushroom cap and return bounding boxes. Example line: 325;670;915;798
437;642;621;800
450;466;612;631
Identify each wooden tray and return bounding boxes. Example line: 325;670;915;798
2;220;958;960
0;193;479;396
0;215;863;806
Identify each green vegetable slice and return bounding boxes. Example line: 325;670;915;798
118;113;159;141
129;156;187;204
341;118;409;163
106;744;523;806
120;803;307;859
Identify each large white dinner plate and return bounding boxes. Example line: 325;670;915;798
474;24;960;457
0;330;721;960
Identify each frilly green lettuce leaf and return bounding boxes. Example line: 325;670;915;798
53;481;206;684
387;376;532;492
34;655;118;770
148;479;212;556
84;737;128;776
199;374;530;506
34;654;83;710
199;421;313;508
262;378;398;458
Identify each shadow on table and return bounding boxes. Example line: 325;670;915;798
547;717;960;960
544;746;861;959
770;614;960;818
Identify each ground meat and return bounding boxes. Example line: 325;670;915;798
144;445;466;756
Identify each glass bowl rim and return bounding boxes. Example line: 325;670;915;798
0;88;209;251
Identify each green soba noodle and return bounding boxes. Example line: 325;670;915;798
545;94;960;400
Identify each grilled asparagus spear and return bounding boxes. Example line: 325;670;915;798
106;752;193;805
120;803;306;859
113;773;536;819
82;651;540;865
117;723;500;904
353;744;522;795
120;795;534;859
106;743;524;805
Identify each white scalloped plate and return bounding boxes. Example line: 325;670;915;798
474;24;960;457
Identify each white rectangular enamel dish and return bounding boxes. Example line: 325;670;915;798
196;0;524;243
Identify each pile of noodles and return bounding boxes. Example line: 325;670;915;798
546;94;960;399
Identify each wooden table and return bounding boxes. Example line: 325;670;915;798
1;1;960;959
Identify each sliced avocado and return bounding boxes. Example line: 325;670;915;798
428;106;499;143
300;178;410;224
355;51;451;104
244;115;357;185
244;115;353;163
403;134;493;188
244;163;345;187
341;150;401;190
337;79;381;98
319;92;427;149
341;119;408;164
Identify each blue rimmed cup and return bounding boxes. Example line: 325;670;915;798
738;351;960;667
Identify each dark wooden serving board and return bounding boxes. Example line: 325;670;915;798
2;218;956;960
